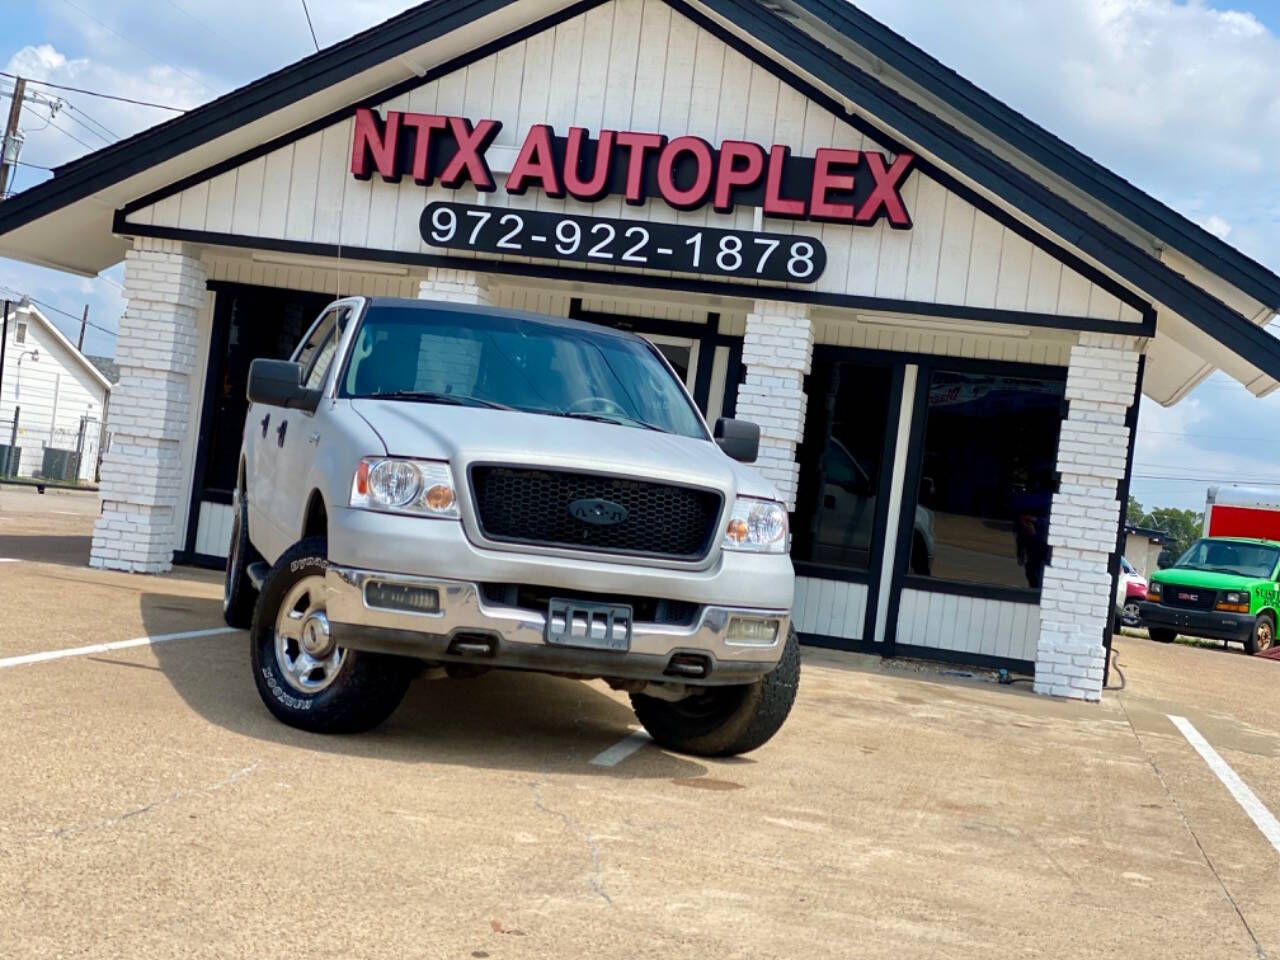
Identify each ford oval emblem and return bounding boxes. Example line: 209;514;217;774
568;498;628;526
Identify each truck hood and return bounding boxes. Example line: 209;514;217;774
350;400;779;502
1151;568;1269;590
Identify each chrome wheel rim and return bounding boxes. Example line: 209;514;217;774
1122;601;1140;626
1259;621;1274;651
274;575;344;694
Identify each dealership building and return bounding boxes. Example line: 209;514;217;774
2;0;1278;700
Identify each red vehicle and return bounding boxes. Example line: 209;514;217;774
1205;486;1280;540
1118;556;1147;628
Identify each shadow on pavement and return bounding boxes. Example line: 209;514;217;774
141;591;708;780
0;533;91;567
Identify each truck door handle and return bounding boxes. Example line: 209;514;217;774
276;420;288;447
260;413;270;438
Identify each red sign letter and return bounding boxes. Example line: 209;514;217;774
615;131;666;204
855;152;915;227
809;148;860;222
402;113;448;184
440;117;502;191
763;145;806;218
506;124;564;197
351;107;401;182
713;140;766;214
564;127;615;202
657;137;714;210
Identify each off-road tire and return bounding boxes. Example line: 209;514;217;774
223;494;259;629
1149;627;1177;644
1245;611;1275;656
630;624;800;757
250;536;412;733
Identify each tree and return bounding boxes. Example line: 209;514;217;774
1126;495;1146;526
1145;506;1204;559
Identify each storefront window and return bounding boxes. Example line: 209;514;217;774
910;369;1065;590
792;360;894;573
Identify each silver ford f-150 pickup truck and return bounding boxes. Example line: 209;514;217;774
225;297;797;757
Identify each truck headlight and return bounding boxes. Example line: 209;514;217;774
1216;590;1250;613
350;458;459;518
1147;581;1162;602
722;497;788;553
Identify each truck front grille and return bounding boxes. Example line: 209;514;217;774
1163;587;1217;610
469;465;722;561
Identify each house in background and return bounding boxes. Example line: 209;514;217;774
1;302;111;483
1124;524;1172;578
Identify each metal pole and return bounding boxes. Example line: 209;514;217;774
0;300;8;476
77;304;88;350
5;405;18;478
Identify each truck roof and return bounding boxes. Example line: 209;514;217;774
365;296;651;344
1207;485;1280;509
1204;535;1280;548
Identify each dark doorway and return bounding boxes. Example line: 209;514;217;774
183;283;333;564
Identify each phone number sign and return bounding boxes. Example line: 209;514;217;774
419;201;827;284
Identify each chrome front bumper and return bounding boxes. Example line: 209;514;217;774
325;566;790;686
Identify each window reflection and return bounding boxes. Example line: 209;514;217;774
911;370;1065;590
792;361;894;572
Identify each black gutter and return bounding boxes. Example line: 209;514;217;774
686;0;1280;382
781;0;1280;310
0;0;519;237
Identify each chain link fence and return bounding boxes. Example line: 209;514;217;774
0;412;101;484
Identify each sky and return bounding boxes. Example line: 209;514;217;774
2;0;1279;513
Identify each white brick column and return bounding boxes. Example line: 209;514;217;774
1035;333;1141;701
733;300;813;509
91;239;207;573
417;268;491;305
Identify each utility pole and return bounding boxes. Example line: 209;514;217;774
0;76;25;199
0;300;9;475
77;304;88;351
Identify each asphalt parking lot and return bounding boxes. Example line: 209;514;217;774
4;487;1280;959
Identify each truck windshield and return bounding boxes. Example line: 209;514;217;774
1174;539;1280;579
338;305;707;440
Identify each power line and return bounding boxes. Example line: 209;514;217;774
0;71;185;113
0;286;117;338
55;0;218;96
56;102;118;144
28;104;97;152
160;0;252;65
300;0;321;51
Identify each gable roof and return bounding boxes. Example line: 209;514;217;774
775;0;1280;312
0;0;1277;398
8;304;113;394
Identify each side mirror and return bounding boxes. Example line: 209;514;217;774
714;418;760;463
247;359;321;413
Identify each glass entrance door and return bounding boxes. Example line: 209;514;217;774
644;334;700;393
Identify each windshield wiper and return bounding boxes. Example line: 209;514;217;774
367;391;514;410
554;410;669;433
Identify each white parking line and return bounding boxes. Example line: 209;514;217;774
0;627;237;670
589;730;652;767
1169;714;1280;855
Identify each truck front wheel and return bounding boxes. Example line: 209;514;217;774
630;625;800;757
1245;612;1275;656
250;537;412;733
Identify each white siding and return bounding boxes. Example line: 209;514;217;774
1;310;108;482
895;588;1039;663
810;315;1073;367
792;576;869;641
127;0;1137;326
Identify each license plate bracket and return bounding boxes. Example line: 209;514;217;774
545;598;632;651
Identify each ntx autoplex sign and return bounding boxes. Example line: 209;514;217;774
349;107;915;227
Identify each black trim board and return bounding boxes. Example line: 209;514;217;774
781;0;1280;310
679;0;1280;381
115;215;1155;337
1103;352;1147;685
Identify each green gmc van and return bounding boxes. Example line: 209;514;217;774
1140;537;1280;654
